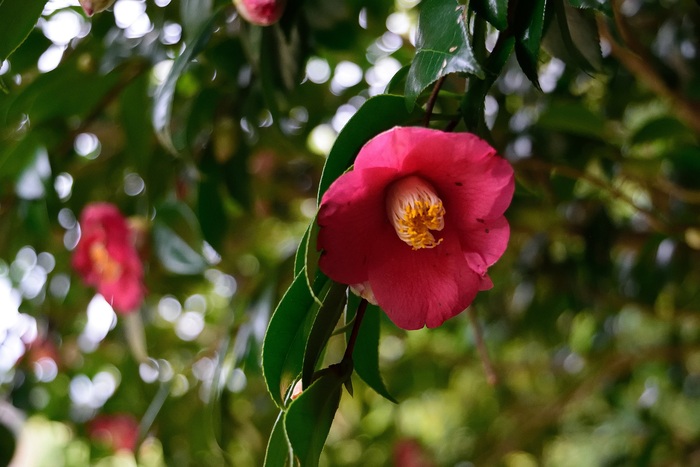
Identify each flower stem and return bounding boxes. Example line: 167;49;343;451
424;76;447;127
343;299;368;363
468;307;498;386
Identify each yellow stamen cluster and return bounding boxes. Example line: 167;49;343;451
386;176;446;250
89;242;122;283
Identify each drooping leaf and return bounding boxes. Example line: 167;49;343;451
0;0;48;63
471;0;509;31
180;0;214;42
284;368;347;467
153;201;208;275
197;152;228;251
317;94;423;203
544;0;601;73
263;411;292;467
346;294;397;403
302;281;348;387
294;224;311;276
262;270;329;407
405;0;484;109
304;214;321;298
537;101;605;139
514;0;548;89
153;7;222;154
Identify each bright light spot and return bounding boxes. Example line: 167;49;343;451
155;0;171;6
139;359;160;383
0;60;9;75
38;252;55;274
331;104;357;132
379;335;405;362
563;352;585;374
161;22;182;45
175;312;204;341
16;147;51;200
78;295;117;352
124;172;145;196
365;56;402;94
152;59;174;84
54;172;74;201
192;357;215;382
307;124;336;156
300;198;317;219
656;238;675;267
40;10;85;46
227;368;247;393
58;208;76;229
358;8;367;29
49;273;71;300
204;269;237;299
158;295;181;322
15;246;38;271
114;0;146;28
331;61;363;94
38;45;66;73
377;32;403;53
74;132;101;159
386;12;411;35
306;57;331;84
43;0;81;15
92;370;119;402
20;265;47;300
540;57;565;93
34;357;59;382
484;95;499;129
184;294;207;314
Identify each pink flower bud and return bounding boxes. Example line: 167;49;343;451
233;0;286;26
79;0;116;16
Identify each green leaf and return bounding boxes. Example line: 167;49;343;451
263;411;292;467
545;0;601;73
537;101;605;139
120;73;153;171
346;294;397;403
197;152;228;251
631;117;695;146
153;7;222;154
284;369;346;467
302;281;348;387
405;0;484;109
514;0;548;89
262;270;329;407
317;94;423;203
153;201;208;275
294;224;310;276
180;0;213;42
304;215;322;300
471;0;509;31
0;0;48;63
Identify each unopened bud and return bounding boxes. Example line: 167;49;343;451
79;0;117;16
290;380;303;400
233;0;286;26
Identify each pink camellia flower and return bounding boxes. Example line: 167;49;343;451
72;203;145;314
317;127;514;330
234;0;286;26
88;414;140;452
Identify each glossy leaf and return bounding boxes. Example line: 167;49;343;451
153;7;221;154
514;0;548;89
263;411;292;467
631;117;695;146
545;0;601;72
405;0;484;108
294;224;311;276
284;368;346;467
0;0;48;63
304;215;322;299
153;202;208;275
262;270;329;407
317;94;423;203
302;281;348;387
197;152;228;251
471;0;509;31
120;73;153;171
346;294;397;403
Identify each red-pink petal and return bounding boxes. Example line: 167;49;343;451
318;167;399;285
367;228;481;330
460;216;510;276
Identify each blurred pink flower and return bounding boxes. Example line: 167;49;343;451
88;414;140;453
392;438;435;467
72;203;145;314
234;0;287;26
317;127;514;330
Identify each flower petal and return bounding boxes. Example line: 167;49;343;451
367;228;481;330
460;216;510;276
318;167;399;285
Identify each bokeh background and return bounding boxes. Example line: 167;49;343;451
2;0;700;465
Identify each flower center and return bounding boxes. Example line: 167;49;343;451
89;242;122;283
386;175;445;250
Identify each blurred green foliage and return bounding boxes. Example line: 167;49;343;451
1;0;700;465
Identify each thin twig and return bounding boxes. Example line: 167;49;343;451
468;307;498;386
343;299;368;362
424;76;447;127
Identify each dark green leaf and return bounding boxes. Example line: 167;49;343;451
346;294;397;403
631;117;695;146
471;0;509;31
284;369;345;467
302;281;348;387
294;224;310;276
304;215;321;298
514;0;548;88
197;152;228;251
0;0;48;62
153;202;208;275
537;101;605;139
405;0;484;109
180;0;213;42
545;0;601;72
120;73;153;171
153;7;222;154
263;411;292;467
317;94;423;202
262;270;329;407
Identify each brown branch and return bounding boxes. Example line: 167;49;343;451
468;307;498;386
424;76;447;127
597;7;700;134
